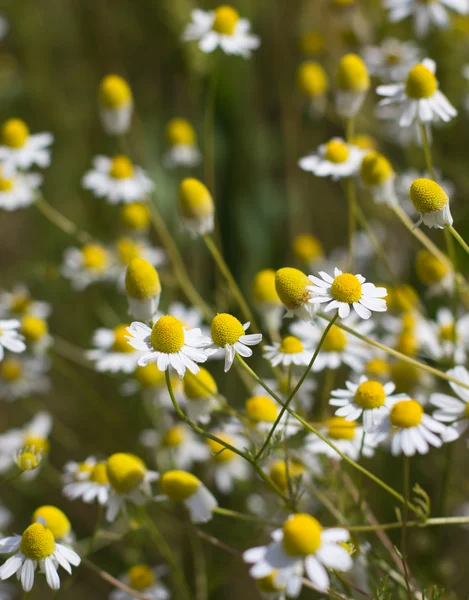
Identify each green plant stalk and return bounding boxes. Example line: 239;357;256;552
35;194;91;244
448;225;469;258
419;122;435;180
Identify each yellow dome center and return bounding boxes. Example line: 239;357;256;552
207;433;236;462
110;155;134;179
279;335;304;354
112;324;134;353
360;152;393;185
2;118;30;148
0;358;22;381
213;5;239;35
163;425;186;447
386;285;419;314
252;269;281;304
23;435;50;455
17;450;41;471
365;358;389;378
292;234;324;263
282;514;322;556
352;134;378;150
354;380;386;409
116;237;141;265
21;315;47;342
99;75;132;109
161;470;201;502
20;523;55;560
439;323;457;342
325;140;350;164
150;315;185;354
415;250;448;285
270;460;305;490
337;54;370;92
210;313;244;347
330;273;362;303
121;202;151;231
90;462;109;485
183;367;217;400
322;325;347;352
401;313;416;332
297;61;329;97
390;399;423;428
326;416;357;440
395;332;418;357
125;257;161;301
128;565;155;591
136;364;165;388
406;64;437;99
275;267;311;309
0;174;14;191
179;178;214;219
166;118;196;146
32;506;71;540
410;178;448;215
245;395;278;422
82;244;109;271
106;453;146;494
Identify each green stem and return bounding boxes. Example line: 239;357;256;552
35;194;91;244
444;227;459;366
213;506;281;526
401;456;410;558
419;122;435;179
448;225;469;258
346;514;469;532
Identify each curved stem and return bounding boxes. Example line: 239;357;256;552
35;194;91;244
448;225;469;258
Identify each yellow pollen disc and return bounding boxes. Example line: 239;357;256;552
352;134;378;150
23;435;49;455
354;380;386;409
395;332;418;357
270;460;305;490
212;5;240;35
297;61;329;97
2;118;29;148
106;453;146;494
406;64;437;99
360;152;393;185
150;315;185;354
121;203;151;231
128;565;155;591
210;313;244;347
161;470;201;502
252;269;281;305
330;273;362;303
322;325;347;352
365;358;389;378
32;506;71;540
207;433;236;462
279;335;304;354
179;178;214;220
112;324;134;353
439;323;457;342
99;75;132;109
136;364;165;388
81;244;109;272
390;361;421;391
21;315;47;342
325;139;350;163
17;450;41;471
337;54;370;92
20;523;55;560
415;250;448;284
166;118;196;146
410;178;448;215
125;258;161;301
292;234;324;263
90;462;109;485
282;514;322;556
401;313;416;332
387;285;419;314
390;399;423;428
245;395;278;422
77;462;94;476
183;367;217;400
300;31;324;55
163;425;186;447
0;358;22;381
275;267;311;309
116;237;141;265
326;417;357;440
110;155;134;179
10;292;31;314
0;173;14;191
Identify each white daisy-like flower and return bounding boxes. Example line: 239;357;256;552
329;376;406;432
208;313;262;372
0;284;51;320
206;431;250;494
163;118;202;168
125;258;162;322
430;366;469;440
0;519;80;592
263;335;313;368
31;506;73;545
178;178;215;238
298;138;363;181
182;6;260;58
303;417;377;461
180;367;218;424
335;54;370;119
113;237;165;290
0;118;53;171
61;456;96;485
384;0;469;37
63;460;111;507
275;268;316;322
86;325;143;374
0;355;49;401
241;395;302;443
308;269;387;320
432;309;469;364
363;38;421;82
98;75;133;136
244;513;352;596
82;155;154;204
19;314;52;356
110;564;169;600
359;151;398;207
61;243;115;291
377;59;457;127
0;169;42;211
105;453;159;523
126;315;213;378
0;320;25;361
409;177;453;229
396;168;455;220
159;470;217;524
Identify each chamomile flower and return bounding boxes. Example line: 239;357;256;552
428;308;469;364
61;243;114;290
105;453;159;522
206;432;250;493
377;59;457;127
240;395;301;443
384;0;469;37
396;168;455;219
86;325;143;374
0;118;53;171
114;237;165;289
308;269;387;319
415;250;452;296
125;258;162;322
98;75;133;136
268;460;309;496
360;151;398;207
304;417;377;460
410;177;453;229
31;506;72;543
275;267;316;321
182;6;260;58
335;54;370;119
82;155;154;204
110;564;169;600
122;365;184;410
120;202;151;234
291;235;324;269
363;38;421;82
263;335;312;368
430;366;469;439
20;315;52;355
209;313;262;372
126;315;213;378
299;138;363;181
140;422;209;470
14;448;43;473
0;520;80;592
296;61;329;118
181;367;218;423
0;284;51;319
63;461;111;507
0;355;49;401
163;118;202;168
0;320;25;361
0;169;42;211
61;456;96;485
179;178;215;237
159;470;217;523
256;573;287;599
244;513;352;595
252;269;283;333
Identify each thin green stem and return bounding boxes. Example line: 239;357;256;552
448;225;469;258
401;456;410;557
345;514;469;532
35;194;91;244
213;506;281;527
444;226;459;366
419;122;435;179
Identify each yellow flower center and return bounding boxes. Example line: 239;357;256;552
106;453;146;494
410;178;449;215
2;118;29;148
326;416;357;440
150;315;185;354
297;61;329;97
179;178;214;220
112;324;133;353
0;358;22;381
322;325;347;352
20;523;55;560
99;75;132;109
365;358;390;378
352;134;378;150
163;425;186;447
161;470;201;502
282;514;322;556
401;313;416;332
354;380;386;409
211;313;244;347
82;244;109;272
395;332;418;357
270;460;305;490
128;565;155;591
439;323;457;342
406;64;438;99
21;316;47;342
386;285;419;314
292;234;324;263
390;399;423;428
300;31;324;55
415;250;448;284
0;172;14;191
245;395;278;422
275;267;311;309
110;155;134;179
207;433;236;462
257;572;285;593
212;5;239;35
90;462;109;485
360;152;393;185
23;435;49;455
337;54;370;92
17;450;41;471
330;273;362;303
121;202;151;231
183;367;217;400
32;506;71;540
166;118;196;146
116;237;141;265
125;257;161;301
136;364;165;388
279;335;304;354
325;139;350;163
252;269;281;304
